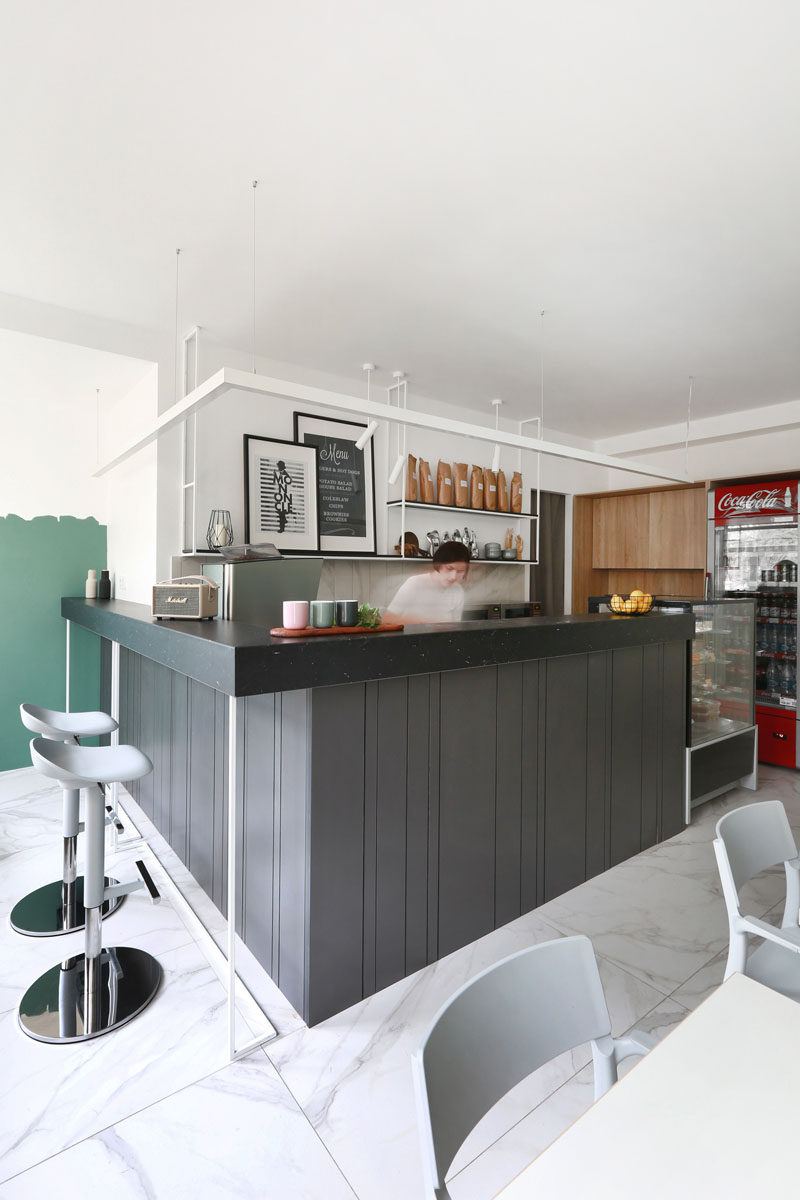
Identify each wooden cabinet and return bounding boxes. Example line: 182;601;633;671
649;488;706;569
592;487;705;569
592;494;650;567
573;482;708;613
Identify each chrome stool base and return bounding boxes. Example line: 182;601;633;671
9;877;123;937
18;948;162;1043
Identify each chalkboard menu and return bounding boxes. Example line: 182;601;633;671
293;412;376;554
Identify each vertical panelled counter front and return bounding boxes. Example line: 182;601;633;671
63;598;693;1025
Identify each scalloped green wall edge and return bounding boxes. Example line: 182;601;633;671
0;515;107;770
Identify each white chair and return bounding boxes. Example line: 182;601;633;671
714;800;800;1000
412;934;655;1200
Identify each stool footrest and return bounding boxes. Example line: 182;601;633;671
105;804;125;833
135;859;161;904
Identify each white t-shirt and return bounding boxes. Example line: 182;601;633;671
387;572;465;623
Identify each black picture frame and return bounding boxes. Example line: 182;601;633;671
243;434;320;553
292;412;377;555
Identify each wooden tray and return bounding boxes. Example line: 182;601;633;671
270;623;404;638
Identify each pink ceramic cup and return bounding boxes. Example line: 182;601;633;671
283;600;309;629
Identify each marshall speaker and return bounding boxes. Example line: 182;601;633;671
152;576;219;620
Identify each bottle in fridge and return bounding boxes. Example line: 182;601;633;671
712;478;799;768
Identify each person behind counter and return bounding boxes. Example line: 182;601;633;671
383;541;470;625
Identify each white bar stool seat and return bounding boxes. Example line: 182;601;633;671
19;737;162;1044
12;703;123;937
20;703;118;741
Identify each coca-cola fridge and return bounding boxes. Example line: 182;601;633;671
712;478;799;767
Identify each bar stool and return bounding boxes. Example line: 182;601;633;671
19;737;162;1043
11;703;124;936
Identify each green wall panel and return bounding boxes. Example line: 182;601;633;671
0;515;107;771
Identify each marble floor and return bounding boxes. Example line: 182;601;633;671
1;763;798;1198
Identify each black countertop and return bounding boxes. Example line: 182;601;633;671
62;597;694;698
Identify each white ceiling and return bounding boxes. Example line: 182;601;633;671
3;0;800;438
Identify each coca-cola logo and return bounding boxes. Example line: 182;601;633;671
718;487;794;514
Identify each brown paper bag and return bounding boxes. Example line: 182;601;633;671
405;454;418;502
453;462;469;508
419;459;435;504
510;471;523;514
437;461;454;506
470;465;485;509
497;469;509;512
483;468;497;511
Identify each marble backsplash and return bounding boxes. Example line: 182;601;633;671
317;558;526;609
173;555;527;614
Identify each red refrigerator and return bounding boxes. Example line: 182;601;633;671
712;479;798;767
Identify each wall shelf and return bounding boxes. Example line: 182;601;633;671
386;501;537;520
182;551;533;565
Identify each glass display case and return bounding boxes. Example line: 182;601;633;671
690;598;756;747
685;597;757;819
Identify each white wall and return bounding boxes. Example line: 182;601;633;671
600;426;800;494
103;368;159;602
0;328;147;520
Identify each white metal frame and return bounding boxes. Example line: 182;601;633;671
226;694;276;1059
179;328;201;554
65;620;274;1059
93;366;693;484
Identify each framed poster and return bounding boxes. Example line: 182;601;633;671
293;412;377;555
243;435;320;553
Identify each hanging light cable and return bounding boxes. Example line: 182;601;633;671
491;398;503;473
174;248;181;401
251;180;258;374
685;376;694;479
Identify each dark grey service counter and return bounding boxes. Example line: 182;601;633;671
63;597;692;696
64;597;694;1024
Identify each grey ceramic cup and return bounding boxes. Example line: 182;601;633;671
336;599;359;626
484;542;502;559
310;600;335;628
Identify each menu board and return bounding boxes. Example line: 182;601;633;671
293;412;376;554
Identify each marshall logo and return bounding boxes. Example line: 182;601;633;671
715;480;798;524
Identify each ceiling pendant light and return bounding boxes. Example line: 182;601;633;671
387;369;407;484
357;363;380;451
356;421;378;451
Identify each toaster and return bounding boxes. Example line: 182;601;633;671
152;576;219;620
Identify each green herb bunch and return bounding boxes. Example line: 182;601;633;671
357;604;382;629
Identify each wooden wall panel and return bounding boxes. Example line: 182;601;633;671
437;666;497;958
114;635;688;1026
592;494;650;568
308;683;366;1025
543;655;589;901
586;650;610;879
609;646;644;866
495;662;524;928
406;674;431;977
374;677;410;993
649;488;706;569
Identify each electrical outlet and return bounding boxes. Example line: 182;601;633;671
118;575;128;595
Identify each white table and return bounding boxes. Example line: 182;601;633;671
496;973;797;1198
